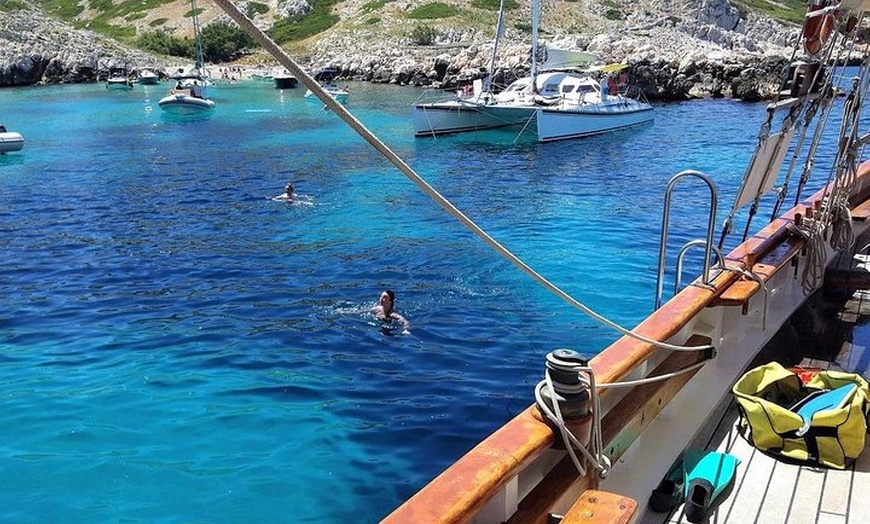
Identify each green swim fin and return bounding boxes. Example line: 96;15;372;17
648;458;685;512
683;450;740;523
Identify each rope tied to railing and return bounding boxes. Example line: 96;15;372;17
720;264;771;331
786;219;827;294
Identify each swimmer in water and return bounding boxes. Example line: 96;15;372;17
272;183;295;202
372;289;409;334
272;183;313;205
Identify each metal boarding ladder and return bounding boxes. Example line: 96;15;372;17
655;170;724;309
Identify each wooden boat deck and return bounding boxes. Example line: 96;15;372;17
640;239;870;524
638;395;870;524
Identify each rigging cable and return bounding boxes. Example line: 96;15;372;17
209;0;714;354
769;104;810;221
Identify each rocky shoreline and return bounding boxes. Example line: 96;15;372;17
0;4;829;101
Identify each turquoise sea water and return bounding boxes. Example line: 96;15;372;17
0;77;863;522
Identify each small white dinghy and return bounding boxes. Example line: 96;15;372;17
158;77;216;115
0;124;24;153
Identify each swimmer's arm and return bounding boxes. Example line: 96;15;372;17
393;313;410;334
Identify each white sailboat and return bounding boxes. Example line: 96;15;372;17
412;0;653;141
158;0;215;115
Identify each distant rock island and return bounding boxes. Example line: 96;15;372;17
0;0;842;100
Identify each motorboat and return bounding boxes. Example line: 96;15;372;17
137;68;160;85
106;67;134;90
274;71;298;89
249;68;275;82
158;76;216;115
304;67;349;104
158;0;215;115
412;0;652;142
158;77;216;114
304;83;349;104
0;124;24;153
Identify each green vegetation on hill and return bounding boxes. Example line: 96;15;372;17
361;0;391;13
137;21;256;62
1;0;31;11
407;2;459;19
732;0;805;24
137;28;192;56
471;0;518;12
35;0;176;38
200;21;256;62
268;0;340;44
246;1;269;18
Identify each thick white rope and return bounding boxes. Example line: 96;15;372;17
786;221;827;294
209;0;714;354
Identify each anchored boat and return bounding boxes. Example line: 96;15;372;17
412;0;652;142
105;67;134;90
0;123;24;153
304;68;349;104
137;68;160;85
157;0;215;115
274;70;298;89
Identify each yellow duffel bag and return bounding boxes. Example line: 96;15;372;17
732;362;870;469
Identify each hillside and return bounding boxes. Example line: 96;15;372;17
1;0;843;100
24;0;802;64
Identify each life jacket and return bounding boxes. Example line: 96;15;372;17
732;362;870;469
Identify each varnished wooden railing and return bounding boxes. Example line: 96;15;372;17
381;161;870;524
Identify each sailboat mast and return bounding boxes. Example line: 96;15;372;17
485;0;508;95
190;0;205;74
530;0;540;94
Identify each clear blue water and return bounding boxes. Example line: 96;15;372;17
0;76;862;522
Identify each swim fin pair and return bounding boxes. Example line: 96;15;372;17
648;450;740;523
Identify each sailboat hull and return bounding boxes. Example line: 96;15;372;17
535;102;654;141
413;100;535;137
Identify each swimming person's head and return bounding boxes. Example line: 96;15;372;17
285;183;294;196
379;290;395;314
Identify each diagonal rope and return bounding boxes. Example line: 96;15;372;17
208;0;714;354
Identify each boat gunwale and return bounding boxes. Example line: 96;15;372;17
381;160;870;524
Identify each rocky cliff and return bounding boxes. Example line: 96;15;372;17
0;0;816;100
